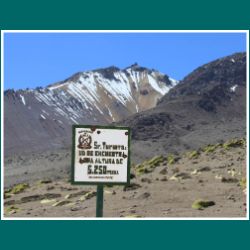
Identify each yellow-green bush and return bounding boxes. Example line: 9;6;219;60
167;154;177;165
135;156;164;175
240;178;246;189
7;183;29;194
192;200;215;210
188;150;199;159
147;155;164;166
6;205;20;214
223;138;246;150
203;144;219;153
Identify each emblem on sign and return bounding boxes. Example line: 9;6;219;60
72;125;130;185
78;132;92;149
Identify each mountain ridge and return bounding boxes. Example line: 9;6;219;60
4;64;177;156
119;52;246;162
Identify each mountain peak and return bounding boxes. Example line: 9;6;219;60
129;62;139;68
124;63;150;72
93;66;120;80
94;65;120;73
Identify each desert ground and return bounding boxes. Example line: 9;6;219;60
4;138;247;218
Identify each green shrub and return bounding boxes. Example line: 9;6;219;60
7;183;29;194
240;178;246;189
6;206;20;214
135;156;164;175
203;144;217;153
167;154;177;165
188;150;199;159
147;155;164;166
192;200;215;210
223;138;246;150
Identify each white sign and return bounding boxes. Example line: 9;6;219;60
72;125;130;184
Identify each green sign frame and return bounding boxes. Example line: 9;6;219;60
71;125;131;186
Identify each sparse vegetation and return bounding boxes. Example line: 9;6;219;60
5;183;29;195
203;144;220;153
167;154;178;165
4;193;12;199
192;200;215;210
223;138;245;150
124;215;142;218
188;150;199;159
135;155;164;175
4;136;246;218
79;191;96;201
52;200;72;207
147;155;164;166
6;205;20;214
240;178;246;189
135;163;148;175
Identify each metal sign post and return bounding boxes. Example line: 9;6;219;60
96;185;104;217
71;125;130;218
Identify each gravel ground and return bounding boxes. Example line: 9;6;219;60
4;141;247;218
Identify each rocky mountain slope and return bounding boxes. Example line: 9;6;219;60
4;64;177;156
120;52;246;162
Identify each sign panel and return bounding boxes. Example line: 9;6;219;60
72;125;130;185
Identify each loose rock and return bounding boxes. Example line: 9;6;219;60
21;193;61;203
123;183;141;191
141;178;151;183
159;167;168;175
170;172;191;181
221;177;238;183
137;192;151;199
160;176;168;181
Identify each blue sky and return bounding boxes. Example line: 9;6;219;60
4;32;246;90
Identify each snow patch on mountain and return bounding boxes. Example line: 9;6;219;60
148;74;168;95
20;94;26;105
230;84;238;92
169;77;179;86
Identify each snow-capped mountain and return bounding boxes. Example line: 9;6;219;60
4;64;178;155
